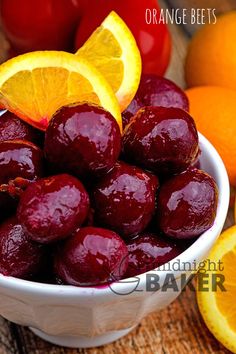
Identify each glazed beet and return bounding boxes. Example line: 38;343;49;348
122;106;199;176
0;139;44;216
137;74;189;110
0;111;41;144
17;174;90;243
93;162;158;237
0;140;44;185
0;216;45;279
157;169;218;239
44;103;121;179
125;232;181;277
122;74;189;127
54;226;128;286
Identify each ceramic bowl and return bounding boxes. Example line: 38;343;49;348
0;133;230;348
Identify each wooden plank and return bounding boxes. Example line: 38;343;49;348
164;16;188;88
0;319;18;354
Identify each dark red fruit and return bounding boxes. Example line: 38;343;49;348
125;232;181;277
157;169;218;239
122;106;199;176
0;216;45;279
17;174;90;243
93;162;158;237
44;103;121;179
0;139;43;220
0;111;41;144
122;74;189;127
54;226;128;286
0;140;44;185
138;74;189;110
0;139;44;213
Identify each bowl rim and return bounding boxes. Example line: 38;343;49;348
0;133;230;297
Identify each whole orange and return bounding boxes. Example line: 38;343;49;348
186;86;236;186
185;11;236;90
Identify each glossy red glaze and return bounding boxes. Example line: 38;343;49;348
75;0;171;76
17;174;89;243
125;232;181;277
122;75;189;127
54;226;128;286
0;216;45;279
157;169;218;239
122;106;199;176
0;111;41;144
0;0;82;53
44;103;121;179
93;162;158;237
0;140;44;185
138;74;189;111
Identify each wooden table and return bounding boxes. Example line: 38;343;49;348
0;1;235;353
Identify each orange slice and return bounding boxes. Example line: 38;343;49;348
197;225;236;353
0;51;122;131
76;11;142;112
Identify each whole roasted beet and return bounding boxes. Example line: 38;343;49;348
122;106;199;176
157;169;218;239
125;232;181;277
122;74;189;127
44;103;121;179
17;174;90;243
54;226;128;286
0;216;45;279
0;140;44;219
93;162;158;237
0;140;44;185
0;110;41;144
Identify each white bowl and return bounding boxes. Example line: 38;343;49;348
0;133;230;348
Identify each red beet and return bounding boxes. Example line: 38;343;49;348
122;74;189;127
157;169;218;239
0;216;45;279
0;140;44;185
0;110;41;144
17;174;90;243
54;226;128;286
125;232;181;277
93;162;158;237
0;140;44;219
44;103;121;179
122;106;199;176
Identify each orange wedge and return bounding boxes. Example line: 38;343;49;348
197;226;236;353
0;51;122;131
76;11;142;111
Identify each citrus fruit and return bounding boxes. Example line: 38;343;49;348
185;11;236;90
76;11;142;112
0;51;122;131
186;86;236;187
197;225;236;353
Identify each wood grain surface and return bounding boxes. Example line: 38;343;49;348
0;1;235;353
